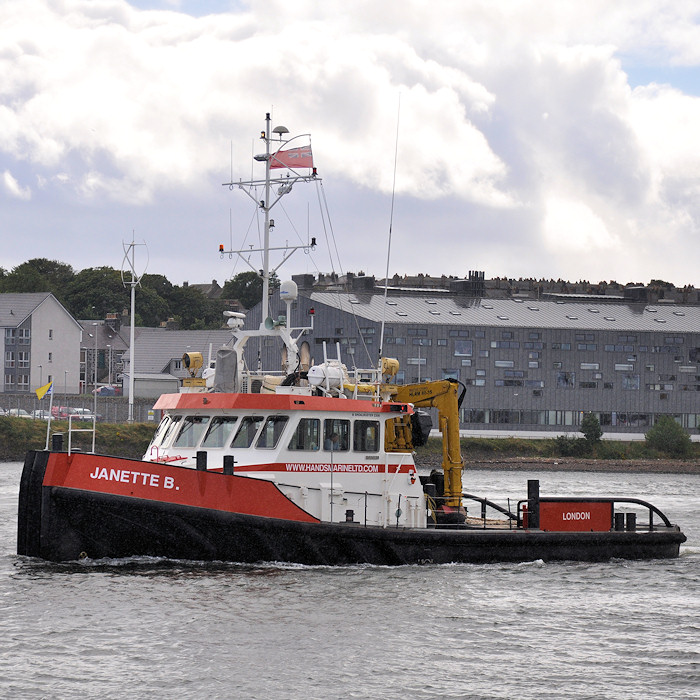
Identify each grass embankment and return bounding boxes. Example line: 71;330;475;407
2;418;699;471
0;417;157;461
415;436;700;465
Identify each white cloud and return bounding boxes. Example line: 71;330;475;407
1;170;31;200
0;0;699;285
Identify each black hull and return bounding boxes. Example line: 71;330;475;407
18;451;686;565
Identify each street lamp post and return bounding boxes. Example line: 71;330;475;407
92;323;98;419
38;364;43;389
107;344;112;386
64;370;68;397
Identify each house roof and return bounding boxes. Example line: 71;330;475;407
0;292;83;329
128;328;233;373
306;292;700;334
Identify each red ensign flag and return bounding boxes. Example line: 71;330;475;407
270;146;314;169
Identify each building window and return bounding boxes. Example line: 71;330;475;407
5;352;15;368
580;381;598;389
407;328;427;336
18;352;29;368
528;361;540;369
454;340;472;357
18;329;30;344
412;338;431;346
461;359;472;366
449;330;469;337
551;343;571;351
48;329;53;340
553;361;562;369
48;352;53;363
17;374;29;390
603;382;613;389
442;369;459;381
5;374;14;388
494;360;514;368
5;329;16;343
622;374;640;390
556;371;575;388
615;363;634;371
479;349;489;358
580;362;600;370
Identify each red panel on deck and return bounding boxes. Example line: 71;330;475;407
539;501;613;532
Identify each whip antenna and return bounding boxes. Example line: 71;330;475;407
378;94;401;363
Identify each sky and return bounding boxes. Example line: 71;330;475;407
2;1;700;289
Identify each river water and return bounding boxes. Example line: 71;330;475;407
1;461;698;699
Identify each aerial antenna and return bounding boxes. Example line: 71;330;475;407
121;234;148;422
378;94;401;362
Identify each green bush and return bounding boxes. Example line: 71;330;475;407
594;441;627;460
581;412;603;445
644;416;692;457
554;434;592;457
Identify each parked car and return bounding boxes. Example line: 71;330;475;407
92;385;122;396
51;406;71;419
31;409;51;420
0;408;7;417
68;407;102;422
8;408;32;418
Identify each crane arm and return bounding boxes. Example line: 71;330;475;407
386;379;465;507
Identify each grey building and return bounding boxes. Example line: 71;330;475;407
241;277;700;436
1;293;82;395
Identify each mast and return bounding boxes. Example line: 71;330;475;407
219;113;319;384
261;112;272;327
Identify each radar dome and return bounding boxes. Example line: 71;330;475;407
280;280;298;302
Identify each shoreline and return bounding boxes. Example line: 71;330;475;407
416;455;700;474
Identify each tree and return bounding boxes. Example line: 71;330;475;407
0;259;75;299
221;271;280;310
581;412;603;445
64;267;129;319
645;416;692;457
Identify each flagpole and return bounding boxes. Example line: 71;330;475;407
45;387;54;450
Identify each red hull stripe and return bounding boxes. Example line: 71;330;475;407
153;392;411;414
43;453;319;523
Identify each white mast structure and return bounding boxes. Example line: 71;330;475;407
220;113;318;383
121;237;147;421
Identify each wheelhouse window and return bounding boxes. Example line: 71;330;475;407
173;416;210;448
231;416;264;448
160;415;183;446
256;415;289;449
323;419;350;451
288;418;320;451
354;420;380;452
201;416;239;448
151;416;172;446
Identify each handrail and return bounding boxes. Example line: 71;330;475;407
519;496;675;530
66;414;96;455
462;492;518;522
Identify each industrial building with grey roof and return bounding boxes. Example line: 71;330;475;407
238;273;700;436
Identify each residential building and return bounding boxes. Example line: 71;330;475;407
1;293;82;394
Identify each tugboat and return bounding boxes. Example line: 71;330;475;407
17;115;686;565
